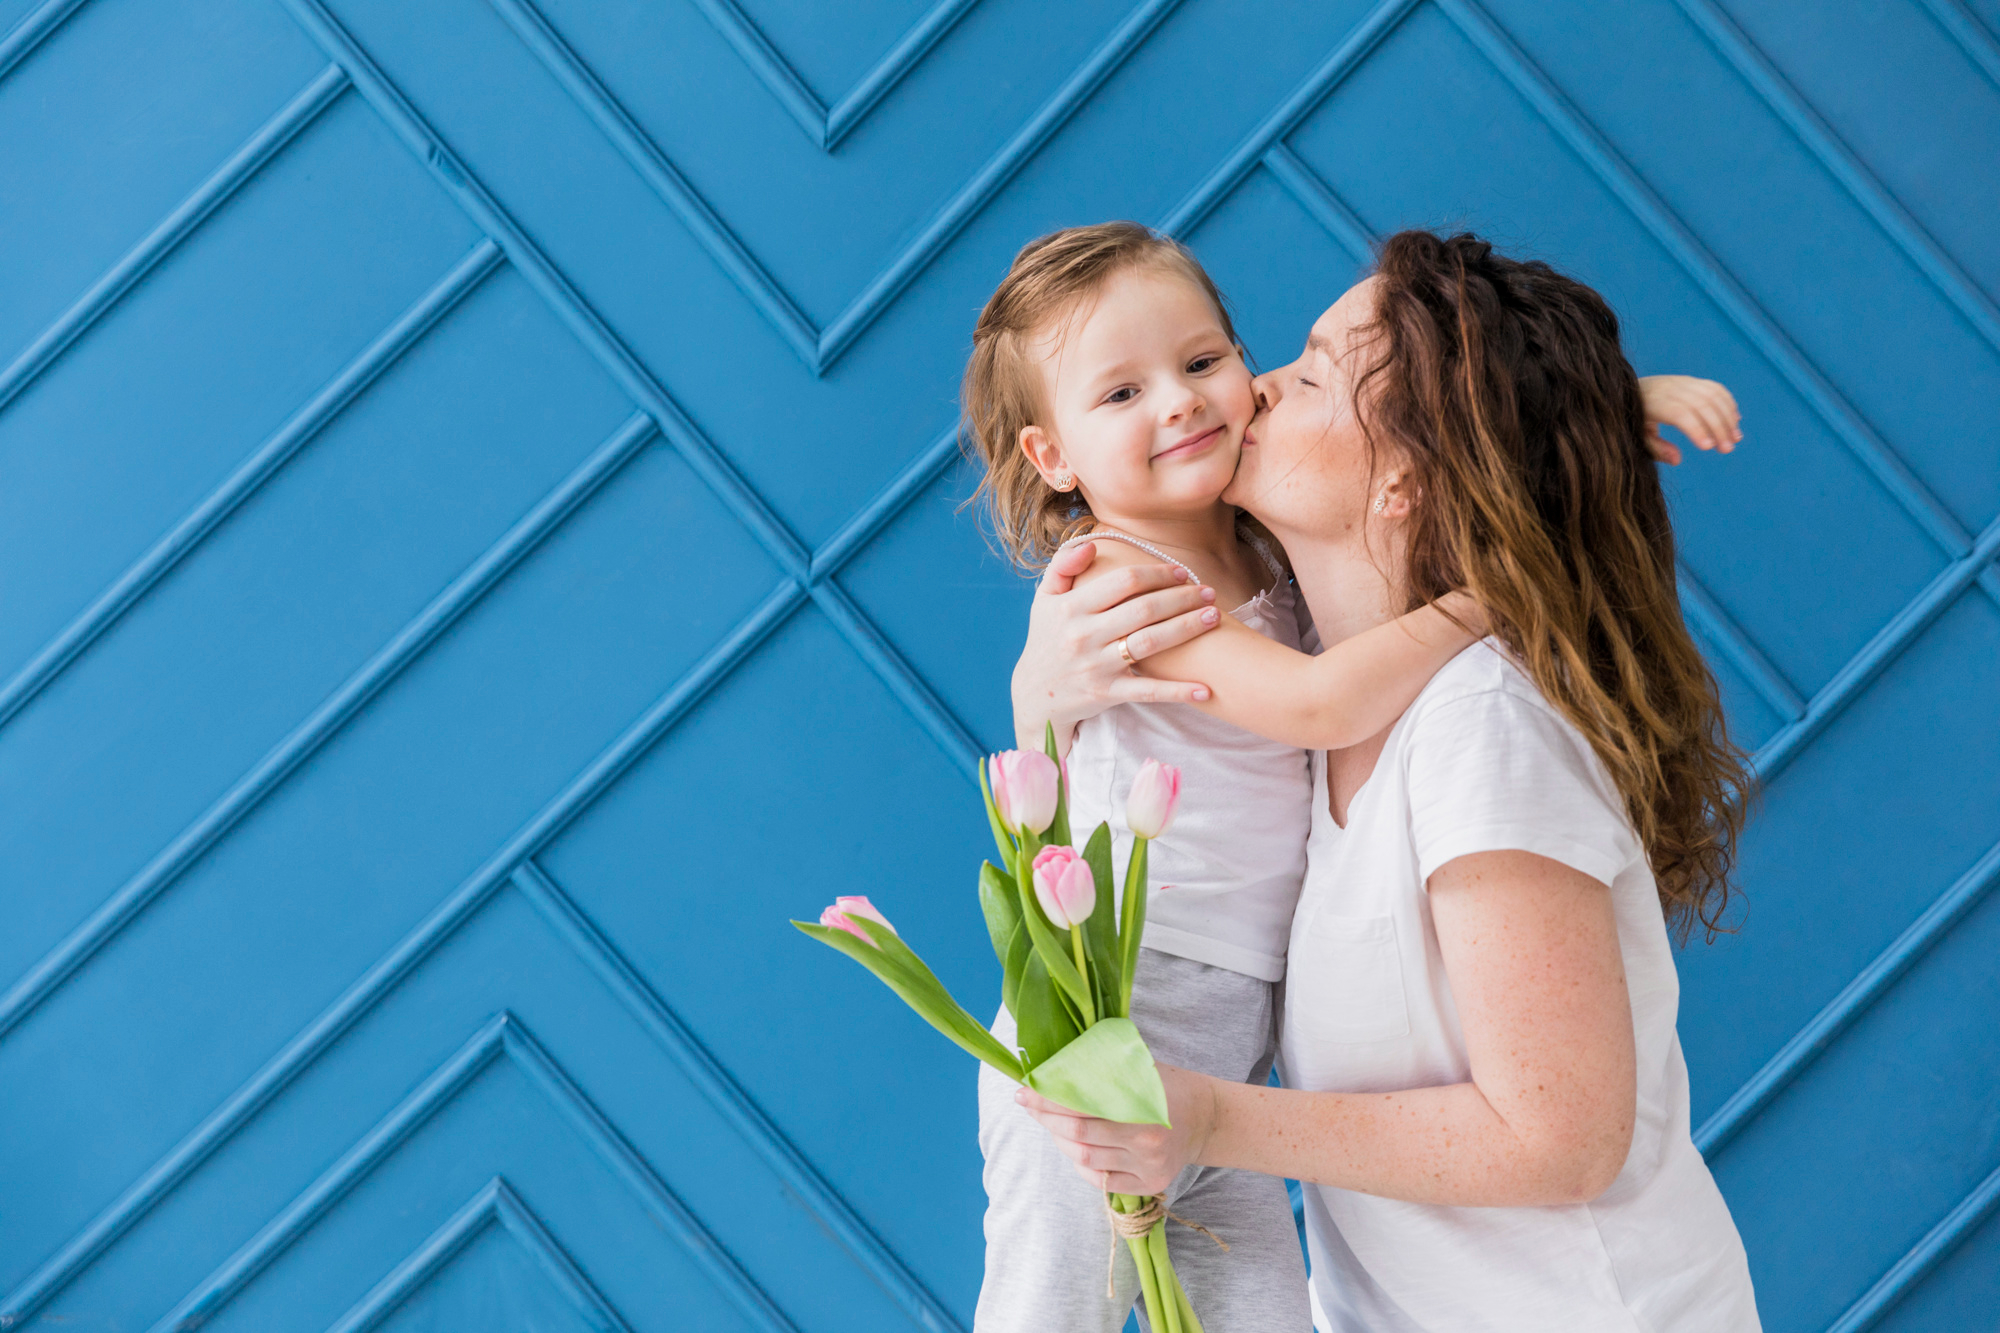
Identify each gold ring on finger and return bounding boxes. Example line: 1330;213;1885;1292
1117;636;1135;666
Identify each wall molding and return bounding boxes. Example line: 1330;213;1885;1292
1698;835;2000;1157
1828;1159;2000;1332
329;1177;628;1333
0;0;88;84
1436;0;2000;616
492;0;1185;374
0;407;658;1044
1672;0;2000;358
0;583;801;1329
279;0;983;775
0;238;503;734
687;0;981;151
147;1013;791;1333
1159;0;1420;237
512;860;961;1333
1917;0;2000;95
0;63;349;414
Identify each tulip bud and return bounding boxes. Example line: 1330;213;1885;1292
990;749;1060;835
1125;759;1182;839
821;895;897;946
1031;845;1097;929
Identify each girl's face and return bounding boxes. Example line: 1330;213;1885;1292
1018;266;1255;524
1226;278;1383;545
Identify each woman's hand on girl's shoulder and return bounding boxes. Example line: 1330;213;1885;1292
1010;542;1222;752
1637;374;1741;465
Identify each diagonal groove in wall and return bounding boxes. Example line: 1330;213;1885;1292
493;0;1185;373
0;407;658;1045
0;238;504;733
688;0;981;151
331;1177;632;1333
0;0;87;84
1672;0;2000;357
0;582;805;1329
1159;0;1419;236
150;1013;788;1333
512;860;953;1333
280;0;983;779
1918;0;2000;95
1258;142;1809;728
1751;511;2000;783
1437;0;2000;613
0;62;350;414
1828;1159;2000;1333
1698;835;2000;1158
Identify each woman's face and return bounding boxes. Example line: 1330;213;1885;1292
1223;277;1383;545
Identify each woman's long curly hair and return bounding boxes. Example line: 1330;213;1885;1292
1360;230;1751;940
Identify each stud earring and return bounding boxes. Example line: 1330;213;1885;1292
1372;494;1386;514
1053;472;1075;492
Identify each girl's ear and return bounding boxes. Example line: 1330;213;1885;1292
1018;424;1069;486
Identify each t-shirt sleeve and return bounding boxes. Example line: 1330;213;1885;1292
1405;687;1641;888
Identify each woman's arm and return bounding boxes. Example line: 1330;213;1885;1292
1018;850;1638;1206
1133;592;1484;751
1010;542;1223;752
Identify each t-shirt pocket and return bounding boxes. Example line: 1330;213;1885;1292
1290;910;1411;1043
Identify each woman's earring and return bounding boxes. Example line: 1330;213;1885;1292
1372;493;1386;514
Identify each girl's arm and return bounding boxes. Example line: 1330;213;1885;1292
1130;587;1484;750
1639;374;1741;465
1017;849;1638;1206
1010;542;1223;752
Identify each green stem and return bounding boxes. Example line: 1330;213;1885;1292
1068;924;1096;1026
1171;1267;1204;1333
1147;1222;1183;1333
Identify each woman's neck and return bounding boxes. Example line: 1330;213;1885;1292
1282;529;1407;649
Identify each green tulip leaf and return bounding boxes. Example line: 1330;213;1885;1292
1080;822;1121;1019
1022;1017;1170;1125
979;860;1022;971
793;921;1022;1081
1118;838;1150;1016
1012;947;1080;1068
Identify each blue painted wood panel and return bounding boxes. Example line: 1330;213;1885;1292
0;1;1993;1329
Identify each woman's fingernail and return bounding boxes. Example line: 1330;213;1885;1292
1200;586;1216;603
1201;608;1219;624
1192;687;1211;701
1174;568;1189;582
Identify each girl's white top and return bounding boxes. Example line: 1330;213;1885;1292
1283;641;1760;1332
1060;531;1312;983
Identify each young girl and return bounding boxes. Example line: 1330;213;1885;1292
960;222;1736;1330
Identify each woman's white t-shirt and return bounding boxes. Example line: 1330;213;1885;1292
1281;641;1760;1332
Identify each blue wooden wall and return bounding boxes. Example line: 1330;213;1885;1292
2;0;1996;1329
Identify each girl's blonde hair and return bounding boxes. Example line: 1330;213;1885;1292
962;222;1242;568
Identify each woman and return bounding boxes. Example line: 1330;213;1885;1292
1010;231;1761;1330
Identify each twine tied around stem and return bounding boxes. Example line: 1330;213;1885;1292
1104;1193;1229;1297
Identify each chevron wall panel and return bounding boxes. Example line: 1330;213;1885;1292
1;0;1994;1329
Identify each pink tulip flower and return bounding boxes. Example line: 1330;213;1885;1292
821;895;896;946
1126;759;1182;839
1031;845;1097;929
990;749;1060;835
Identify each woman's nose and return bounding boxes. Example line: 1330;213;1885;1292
1252;369;1280;411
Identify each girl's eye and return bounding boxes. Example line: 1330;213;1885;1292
1105;387;1137;404
1187;356;1218;374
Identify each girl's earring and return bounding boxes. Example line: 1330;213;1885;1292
1053;472;1075;492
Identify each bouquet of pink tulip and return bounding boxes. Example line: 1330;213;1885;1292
794;728;1213;1333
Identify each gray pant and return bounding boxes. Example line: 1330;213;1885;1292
975;949;1310;1332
